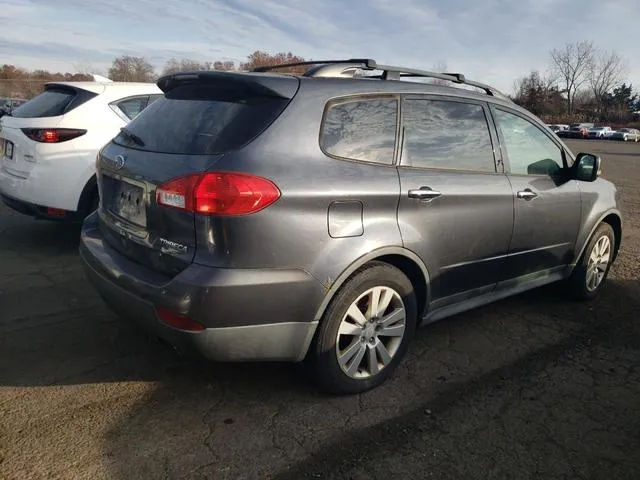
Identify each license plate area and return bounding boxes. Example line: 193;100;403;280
105;175;147;228
1;139;13;159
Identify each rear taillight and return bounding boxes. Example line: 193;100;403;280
156;172;280;215
21;128;87;143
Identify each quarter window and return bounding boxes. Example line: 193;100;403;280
115;96;150;120
401;99;496;172
493;108;564;176
320;97;397;164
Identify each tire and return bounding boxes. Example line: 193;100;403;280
567;223;615;300
307;261;418;394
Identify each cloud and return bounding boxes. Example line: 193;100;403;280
0;0;637;92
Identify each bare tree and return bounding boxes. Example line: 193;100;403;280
162;58;212;75
240;51;306;73
72;61;95;76
213;60;235;71
589;51;627;117
430;60;448;85
108;56;155;82
550;40;595;114
512;70;565;117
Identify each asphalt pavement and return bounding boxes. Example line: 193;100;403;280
1;139;639;480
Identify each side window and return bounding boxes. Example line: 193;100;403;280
320;97;397;164
115;96;150;120
401;99;496;172
493;108;564;176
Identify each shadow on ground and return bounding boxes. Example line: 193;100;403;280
1;205;639;479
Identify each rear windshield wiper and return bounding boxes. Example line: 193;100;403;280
119;127;145;147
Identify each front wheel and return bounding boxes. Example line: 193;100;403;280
307;262;417;394
567;223;615;300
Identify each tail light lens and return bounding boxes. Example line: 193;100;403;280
156;172;280;216
155;306;204;332
21;128;87;143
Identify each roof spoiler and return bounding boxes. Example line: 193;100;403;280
156;71;299;99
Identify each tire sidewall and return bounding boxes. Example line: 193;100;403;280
310;263;417;394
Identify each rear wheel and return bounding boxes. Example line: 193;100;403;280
308;262;417;394
567;223;615;300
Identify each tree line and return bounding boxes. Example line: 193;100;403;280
512;40;638;124
2;43;637;125
0;50;304;99
107;50;306;80
0;64;92;98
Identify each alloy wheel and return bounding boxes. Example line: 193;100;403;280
586;235;611;292
335;286;406;379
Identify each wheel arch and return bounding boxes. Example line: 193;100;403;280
572;209;622;267
77;174;98;215
312;247;431;323
602;212;622;261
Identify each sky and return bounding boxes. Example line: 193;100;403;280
0;0;637;94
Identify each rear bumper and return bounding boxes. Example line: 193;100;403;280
0;192;83;221
0;149;94;212
79;212;325;362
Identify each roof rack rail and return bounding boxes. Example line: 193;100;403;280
252;59;376;73
251;58;508;99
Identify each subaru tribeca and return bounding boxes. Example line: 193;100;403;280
79;59;622;394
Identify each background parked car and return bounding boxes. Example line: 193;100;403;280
0;97;27;118
569;122;594;129
558;126;589;139
0;81;162;221
588;126;613;139
609;128;640;142
547;124;569;132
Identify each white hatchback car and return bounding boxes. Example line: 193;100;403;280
0;81;162;221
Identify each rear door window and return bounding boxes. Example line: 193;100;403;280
401;98;497;172
320;97;398;165
113;87;290;154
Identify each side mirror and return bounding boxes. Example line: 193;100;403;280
574;153;601;182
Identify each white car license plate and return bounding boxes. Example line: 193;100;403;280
2;139;13;159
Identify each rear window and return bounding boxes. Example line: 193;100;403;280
113;86;290;154
11;86;96;118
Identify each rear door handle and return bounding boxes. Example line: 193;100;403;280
408;187;442;201
516;189;538;200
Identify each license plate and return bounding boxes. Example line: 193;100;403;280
3;140;13;159
109;180;146;227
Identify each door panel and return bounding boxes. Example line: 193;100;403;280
397;171;514;303
491;106;581;279
506;175;581;277
396;96;513;306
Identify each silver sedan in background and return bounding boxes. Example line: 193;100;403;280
609;128;640;142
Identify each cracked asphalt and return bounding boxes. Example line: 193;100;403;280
1;139;639;480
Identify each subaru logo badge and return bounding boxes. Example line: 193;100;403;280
113;154;126;170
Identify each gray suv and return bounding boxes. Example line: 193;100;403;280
79;59;622;394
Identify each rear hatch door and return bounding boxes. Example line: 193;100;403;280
97;71;299;277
